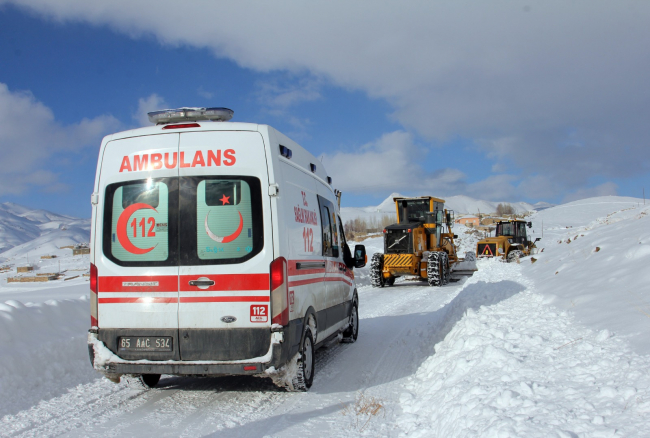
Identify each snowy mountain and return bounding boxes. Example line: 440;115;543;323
341;192;536;223
0;202;90;261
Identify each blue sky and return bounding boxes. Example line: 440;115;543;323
0;2;648;218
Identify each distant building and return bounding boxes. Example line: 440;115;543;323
455;215;480;227
17;266;34;273
480;217;506;226
73;247;90;256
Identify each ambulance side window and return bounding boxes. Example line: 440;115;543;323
103;178;178;266
318;195;338;258
321;205;332;256
331;210;339;254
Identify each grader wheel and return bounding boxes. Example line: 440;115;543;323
370;253;386;288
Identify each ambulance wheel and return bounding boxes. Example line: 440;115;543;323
385;276;395;286
370;253;385;288
125;373;160;390
291;328;315;391
342;300;359;343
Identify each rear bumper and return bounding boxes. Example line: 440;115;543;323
88;324;298;377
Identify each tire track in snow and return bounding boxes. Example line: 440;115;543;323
3;279;468;437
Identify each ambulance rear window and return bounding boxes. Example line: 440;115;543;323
103;178;179;266
179;176;264;265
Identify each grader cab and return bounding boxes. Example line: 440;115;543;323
370;196;476;288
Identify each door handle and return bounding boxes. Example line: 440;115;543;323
189;279;215;287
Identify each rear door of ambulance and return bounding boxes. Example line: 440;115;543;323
95;133;181;361
177;130;273;361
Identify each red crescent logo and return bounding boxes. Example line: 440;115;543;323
116;203;158;254
205;211;244;243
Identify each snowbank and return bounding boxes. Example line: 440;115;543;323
397;260;650;437
0;297;97;417
526;197;650;353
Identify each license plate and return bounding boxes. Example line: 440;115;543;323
118;336;172;352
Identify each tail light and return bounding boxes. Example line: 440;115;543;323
270;257;289;326
162;123;201;130
90;263;98;327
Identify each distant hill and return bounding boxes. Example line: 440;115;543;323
0;203;89;261
341;193;537;223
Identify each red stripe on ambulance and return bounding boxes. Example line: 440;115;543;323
288;277;352;287
179;296;270;303
179;274;269;291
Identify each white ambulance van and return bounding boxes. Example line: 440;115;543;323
87;107;367;391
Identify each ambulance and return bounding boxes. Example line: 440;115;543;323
87;107;367;391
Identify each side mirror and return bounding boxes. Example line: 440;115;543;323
453;234;458;239
527;222;532;228
535;237;541;242
354;245;367;268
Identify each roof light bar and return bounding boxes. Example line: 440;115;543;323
147;107;234;125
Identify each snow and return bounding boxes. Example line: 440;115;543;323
0;201;90;261
397;260;650;437
0;195;649;437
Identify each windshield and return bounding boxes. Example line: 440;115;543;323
403;200;430;222
497;222;515;236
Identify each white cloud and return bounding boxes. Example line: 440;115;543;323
4;0;650;199
133;93;167;127
0;83;119;195
196;87;214;100
321;131;466;196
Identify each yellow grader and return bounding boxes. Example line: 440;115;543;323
476;219;541;262
370;196;476;287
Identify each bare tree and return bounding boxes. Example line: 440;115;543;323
496;203;515;216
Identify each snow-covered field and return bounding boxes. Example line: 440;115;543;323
1;196;649;436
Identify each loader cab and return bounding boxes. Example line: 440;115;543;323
495;220;529;245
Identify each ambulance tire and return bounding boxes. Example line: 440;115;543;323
342;299;359;343
291;328;315;391
370;253;385;288
125;373;160;390
427;252;442;287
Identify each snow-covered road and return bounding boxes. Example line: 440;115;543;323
3;273;494;437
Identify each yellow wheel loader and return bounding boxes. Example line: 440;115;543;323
476;219;541;262
370;196;477;288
